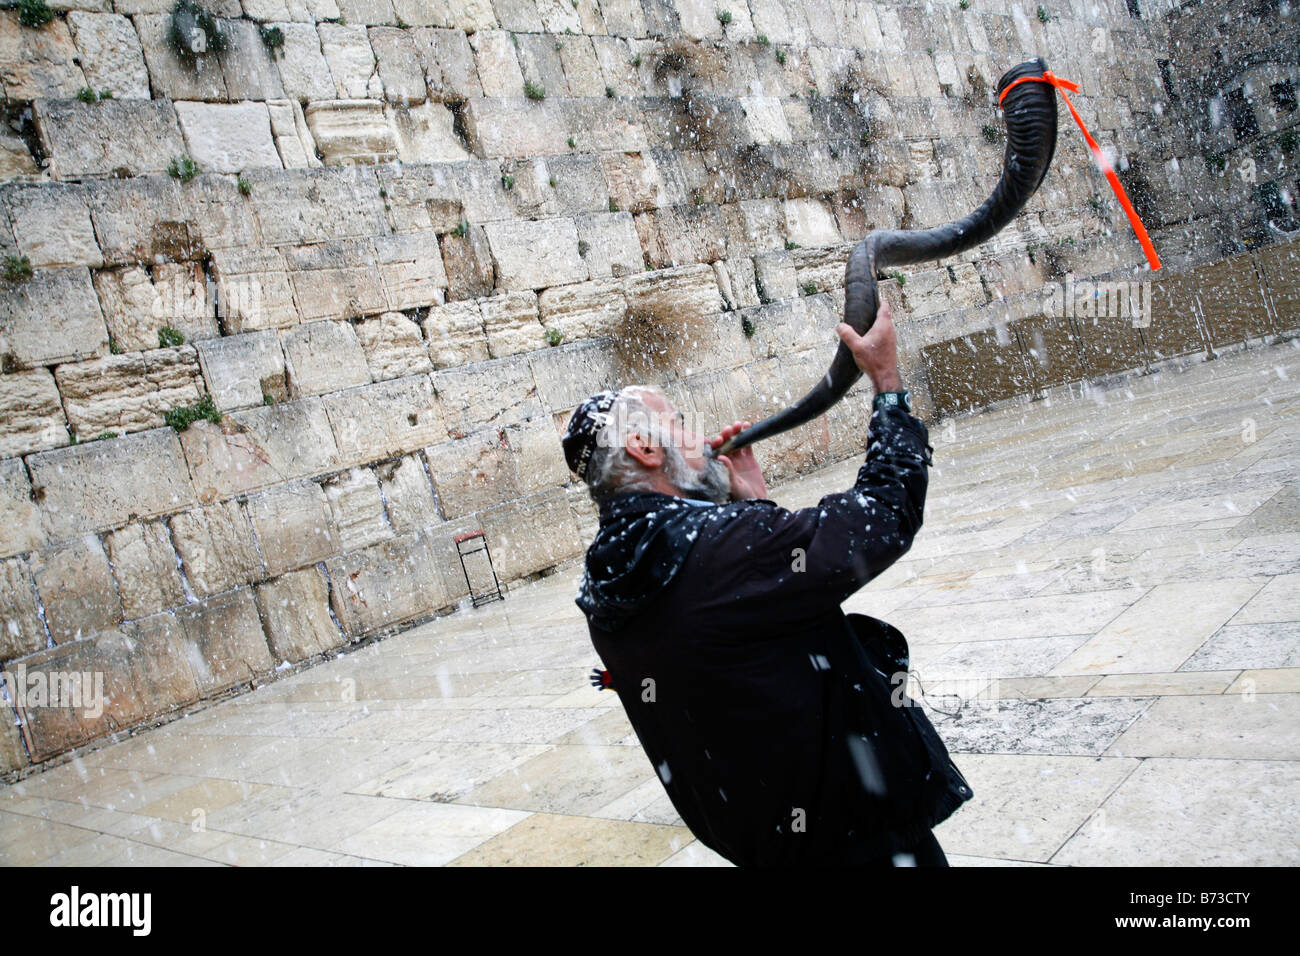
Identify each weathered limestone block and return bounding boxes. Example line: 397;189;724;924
784;197;841;247
537;0;581;33
752;250;797;303
280;319;371;398
575;211;642;280
423;428;518;519
93;264;216;352
600;151;670;214
267;98;320;169
335;0;398;22
28;429;194;543
82;175;189;267
0;13;87;100
179;399;340;502
741;298;826;358
543;154;608;218
505;416;568;494
900;267;958;318
210;247;300;333
527;338;618;413
600;0;647;35
174;102;281;174
1;267;107;370
423;300;489;368
389;0;444;25
2;183;101;269
327;529;447;636
555;34;604;96
461;97;570;158
320;22;384;98
321;373;445;465
440;225;496;302
375;455;440;535
168;499;264;597
515;32;569;97
468;29;524;96
246;479;339;576
432;354;541;436
537;279;625;344
622;263;722;321
0;460;45;560
375;231;448;311
484;218;586;292
273;21;337;101
635;204;727;269
478;487;580;580
480;290;544;358
370;26;427;104
722;198;784;257
450;158;515;223
104;520;185;620
492;0;543;32
29;535;122;643
215;18;285;100
0;369;67;460
305;100;398;166
323;467;392;551
714;257;759;310
284;239;387;322
388;101;470;163
33;98;183;178
254;567;342;664
1;131;39;180
561;98;648;153
55;346;204;438
133;14;228;101
792;245;850;294
194;332;284;412
0;556;44;662
356;311;433;380
175;587;274;693
411;27;483;101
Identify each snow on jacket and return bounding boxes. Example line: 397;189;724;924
576;404;973;866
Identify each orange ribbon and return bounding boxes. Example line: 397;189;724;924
1000;70;1161;271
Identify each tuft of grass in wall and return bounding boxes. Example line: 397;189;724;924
262;392;275;405
109;336;123;354
99;89;113;99
605;85;616;98
524;79;546;101
169;0;228;58
93;431;118;442
545;328;564;346
959;0;970;8
716;9;732;25
555;41;564;51
549;176;558;187
3;255;34;283
567;136;577;149
888;270;906;285
741;315;755;337
452;220;468;237
801;281;819;296
756;34;770;47
158;326;185;348
784;239;800;250
165;394;221;432
1025;242;1038;264
1087;196;1104;212
501;174;516;190
632;54;642;68
237;175;252;196
17;0;56;28
981;123;999;143
1204;152;1226;172
395;17;408;28
608;198;619;212
775;48;786;65
1037;5;1049;21
168;155;200;181
260;24;285;56
77;87;98;103
578;239;590;256
1278;131;1297;154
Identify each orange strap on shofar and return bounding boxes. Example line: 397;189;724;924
1000;70;1161;270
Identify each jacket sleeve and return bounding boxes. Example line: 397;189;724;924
750;404;933;608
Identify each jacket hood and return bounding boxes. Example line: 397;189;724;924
576;491;743;631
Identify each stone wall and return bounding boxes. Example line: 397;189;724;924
1;0;1294;771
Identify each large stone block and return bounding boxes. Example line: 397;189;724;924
422;428;517;519
175;101;281;174
83;174;194;267
168;498;265;597
468;29;524;96
635;204;727;269
374;454;440;535
0;556;44;663
254;566;343;664
195;330;286;411
0;13;86;100
28;428;196;542
180;398;341;502
575;211;643;280
0;459;45;560
480;290;544;358
321;373;446;466
133;13;227;100
432;354;542;437
319;22;383;98
753;250;796;302
210;248;300;334
273;21;337;101
477;487;581;579
326;529;448;635
216;18;286;100
56;346;205;438
304;100;399;165
411;27;483;101
422;300;489;368
356;311;433;380
370;25;427;104
29;535;122;644
622;263;722;322
784;197;841;247
505;416;568;494
246;479;339;576
0;267;108;369
104;520;186;620
461;97;570;158
93;264;217;352
537;278;625;344
244;166;387;246
484;217;586;291
280;319;371;398
285;239;387;322
440;225;496;302
388;101;471;163
0;369;67;460
723;198;785;257
323;467;392;551
266;98;320;169
174;587;275;693
2;183;101;269
527;338;618;413
375;231;448;310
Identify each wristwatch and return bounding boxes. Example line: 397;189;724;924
873;390;912;413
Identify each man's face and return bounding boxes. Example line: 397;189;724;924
634;389;731;503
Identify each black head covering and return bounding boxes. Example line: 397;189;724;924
562;389;621;479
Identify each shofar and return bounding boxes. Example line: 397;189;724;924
713;57;1060;456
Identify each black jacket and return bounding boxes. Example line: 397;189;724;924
576;405;972;867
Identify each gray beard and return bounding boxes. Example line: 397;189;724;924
664;445;731;505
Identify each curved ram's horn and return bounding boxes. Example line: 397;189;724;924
714;58;1059;456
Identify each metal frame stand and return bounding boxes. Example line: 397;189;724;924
454;530;504;607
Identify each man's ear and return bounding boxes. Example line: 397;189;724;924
625;431;664;469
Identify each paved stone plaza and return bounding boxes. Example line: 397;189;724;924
2;341;1297;866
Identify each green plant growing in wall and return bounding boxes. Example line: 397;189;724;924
549;176;558;188
741;315;756;337
501;174;516;190
158;326;185;348
77;87;98;103
165;394;221;432
801;281;818;296
3;255;34;283
524;79;546;101
262;392;275;405
632;54;643;67
545;328;564;346
606;85;616;98
775;48;787;65
785;239;800;250
756;34;770;47
608;198;619;212
717;9;732;25
578;239;590;256
555;41;564;51
567;136;577;149
169;0;228;58
237;175;252;196
93;431;118;442
260;24;285;56
1087;196;1104;212
959;0;970;8
395;17;409;28
99;89;113;99
168;155;200;181
1037;5;1050;22
17;0;56;28
452;220;468;237
109;336;123;355
1279;131;1297;154
1204;152;1226;172
888;270;906;285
